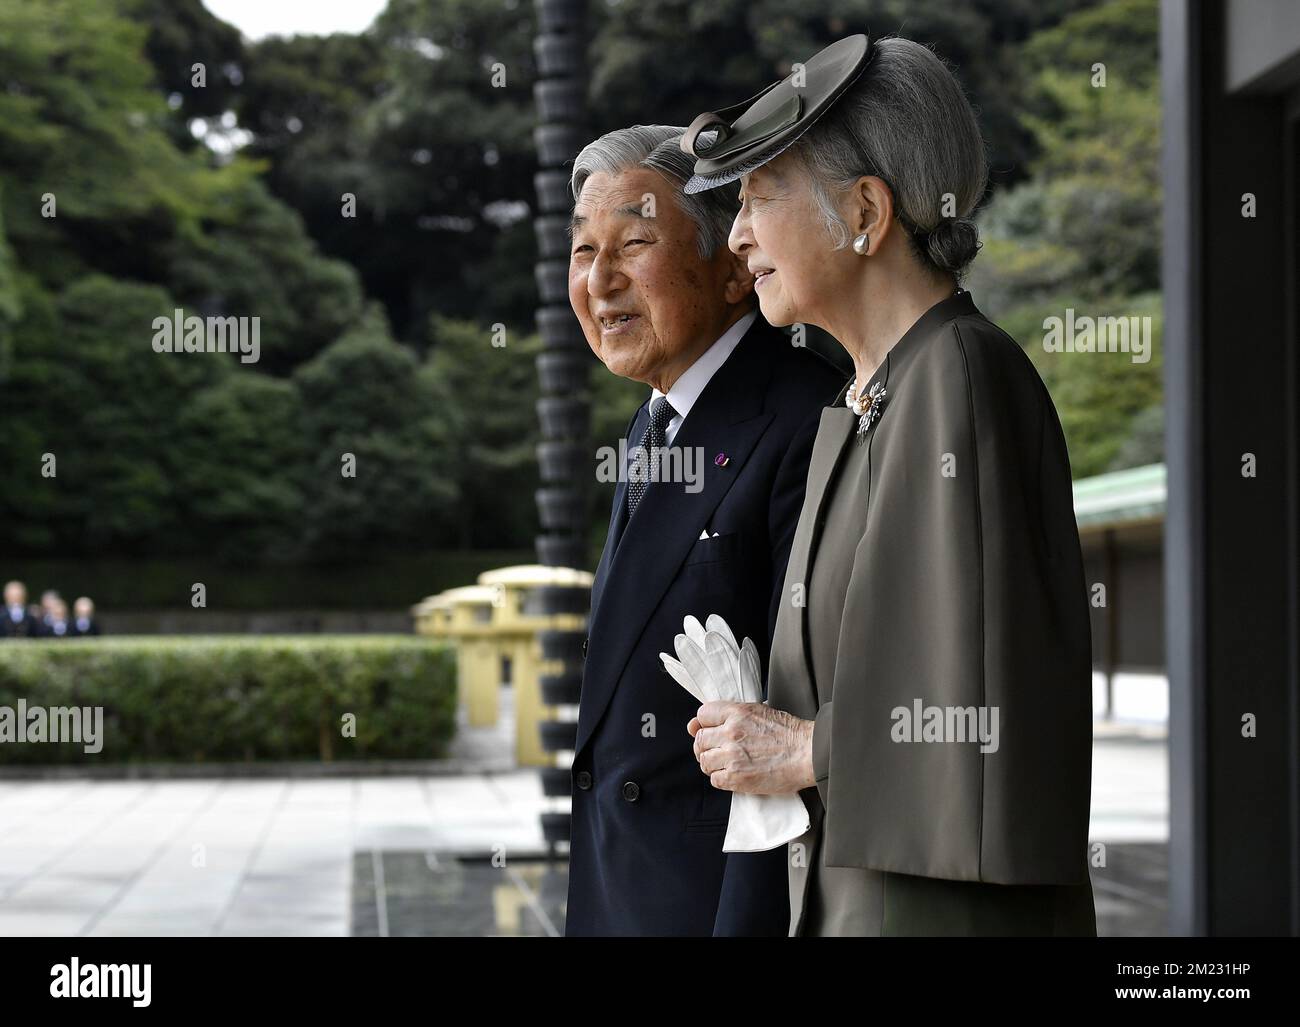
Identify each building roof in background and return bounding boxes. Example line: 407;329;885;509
432;585;499;606
1073;463;1166;530
477;565;594;588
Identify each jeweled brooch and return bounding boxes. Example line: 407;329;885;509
845;378;888;437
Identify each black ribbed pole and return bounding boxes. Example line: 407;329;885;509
532;0;590;857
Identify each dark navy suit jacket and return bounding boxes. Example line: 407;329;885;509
564;314;843;936
2;609;43;638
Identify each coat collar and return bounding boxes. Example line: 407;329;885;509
831;288;978;407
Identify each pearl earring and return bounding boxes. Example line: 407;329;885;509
852;233;870;255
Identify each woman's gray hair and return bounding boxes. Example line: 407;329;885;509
791;37;988;278
570;125;738;260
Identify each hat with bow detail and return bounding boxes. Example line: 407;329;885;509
680;34;875;195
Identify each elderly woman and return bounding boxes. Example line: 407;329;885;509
681;35;1097;936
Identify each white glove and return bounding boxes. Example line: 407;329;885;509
661;614;810;852
660;614;760;702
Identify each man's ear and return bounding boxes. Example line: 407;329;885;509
850;175;896;253
721;250;755;305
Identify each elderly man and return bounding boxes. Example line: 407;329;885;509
73;597;102;637
3;581;42;639
44;598;72;638
39;590;61;634
563;125;841;936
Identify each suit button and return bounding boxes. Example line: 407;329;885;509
575;770;592;790
581;637;589;659
621;781;640;802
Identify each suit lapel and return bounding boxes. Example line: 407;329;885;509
781;406;856;715
590;402;647;616
576;322;781;755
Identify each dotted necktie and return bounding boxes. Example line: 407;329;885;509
626;396;676;518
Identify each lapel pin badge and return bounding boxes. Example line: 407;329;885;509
715;452;729;467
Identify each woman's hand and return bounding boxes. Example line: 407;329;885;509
688;701;816;794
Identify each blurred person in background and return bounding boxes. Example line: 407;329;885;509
3;580;42;638
72;597;101;636
39;589;61;634
45;598;71;638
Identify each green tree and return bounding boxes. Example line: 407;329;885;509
420;316;540;548
0;198;21;379
293;306;458;559
0;0;440;564
968;0;1163;477
232;0;540;342
971;0;1161;308
121;0;248;144
586;0;1095;193
163;180;367;374
1;273;227;555
171;373;311;563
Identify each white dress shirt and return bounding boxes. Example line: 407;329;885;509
650;309;757;444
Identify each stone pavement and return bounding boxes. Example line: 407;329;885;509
0;723;1168;937
0;771;550;937
1079;728;1170;936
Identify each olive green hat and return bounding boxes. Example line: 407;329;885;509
680;34;874;195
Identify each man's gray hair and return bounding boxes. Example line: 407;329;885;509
791;37;989;279
570;125;738;260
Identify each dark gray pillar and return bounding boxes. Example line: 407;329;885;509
532;0;591;575
532;0;590;851
1161;0;1300;936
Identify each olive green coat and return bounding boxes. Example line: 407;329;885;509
766;291;1097;936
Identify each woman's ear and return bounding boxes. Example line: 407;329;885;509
721;250;755;305
850;175;896;253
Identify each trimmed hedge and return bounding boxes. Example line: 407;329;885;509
0;636;457;765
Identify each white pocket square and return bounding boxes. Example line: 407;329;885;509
697;529;719;540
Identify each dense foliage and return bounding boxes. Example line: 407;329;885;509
0;0;1161;577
